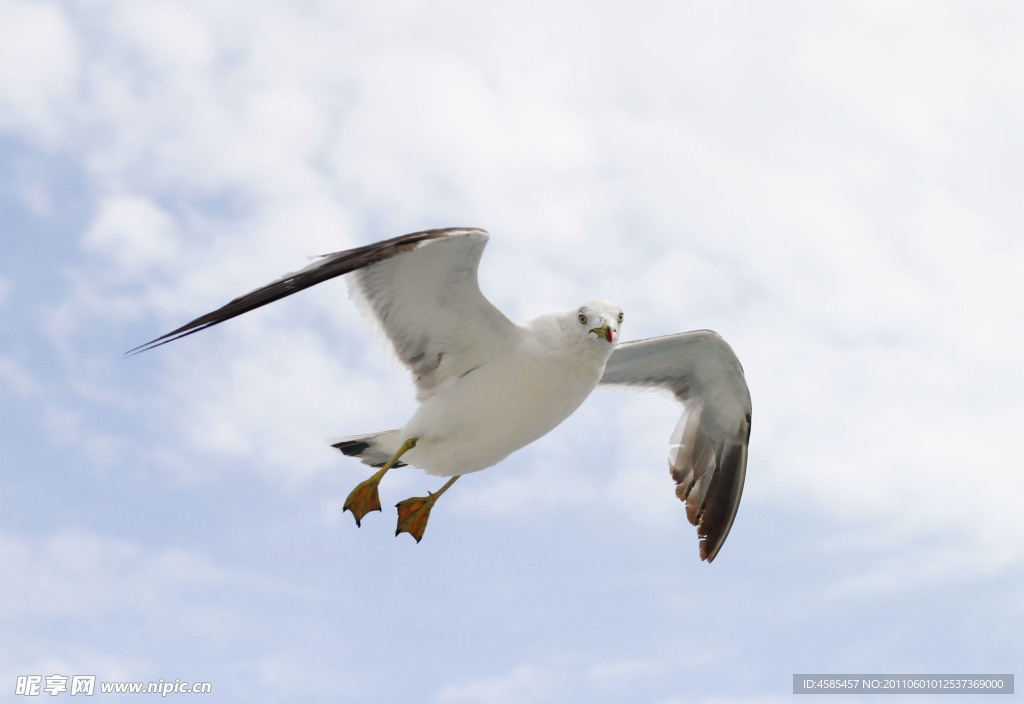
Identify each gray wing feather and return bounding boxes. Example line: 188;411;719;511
127;229;519;400
346;229;519;400
599;330;751;562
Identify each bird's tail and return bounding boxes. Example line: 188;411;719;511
327;430;406;468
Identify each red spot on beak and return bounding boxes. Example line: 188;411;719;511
606;327;613;343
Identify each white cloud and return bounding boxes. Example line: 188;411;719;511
0;528;335;696
0;528;229;621
0;643;151;693
0;0;78;143
436;664;563;704
436;654;758;704
586;656;668;687
0;525;330;658
19;181;53;216
82;195;180;272
126;301;418;486
0;356;37;397
109;2;215;75
821;540;1020;603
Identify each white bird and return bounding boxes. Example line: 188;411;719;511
130;228;751;561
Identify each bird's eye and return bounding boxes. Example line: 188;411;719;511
578;313;587;325
617;312;624;323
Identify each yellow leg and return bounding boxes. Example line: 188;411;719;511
343;437;417;527
395;475;460;543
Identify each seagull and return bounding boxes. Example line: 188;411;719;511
130;228;751;562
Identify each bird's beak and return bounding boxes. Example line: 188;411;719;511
590;322;614;343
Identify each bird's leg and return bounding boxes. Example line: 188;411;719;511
343;437;418;527
395;476;460;543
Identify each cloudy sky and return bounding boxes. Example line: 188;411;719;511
2;1;1022;701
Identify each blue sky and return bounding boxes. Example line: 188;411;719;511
1;1;1022;702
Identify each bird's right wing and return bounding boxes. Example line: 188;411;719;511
127;228;521;401
599;330;751;562
345;228;521;400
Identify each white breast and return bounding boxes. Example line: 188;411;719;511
399;319;611;476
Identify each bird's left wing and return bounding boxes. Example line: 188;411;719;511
599;330;751;562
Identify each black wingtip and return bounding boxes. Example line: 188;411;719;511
124;336;176;357
696;443;747;563
124;339;168;357
123;323;218;357
122;228;481;358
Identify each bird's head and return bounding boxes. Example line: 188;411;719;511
575;300;623;346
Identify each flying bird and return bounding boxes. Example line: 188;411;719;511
130;228;751;562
